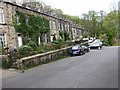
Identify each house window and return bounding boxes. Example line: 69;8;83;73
16;14;20;25
50;21;57;30
0;8;4;24
74;30;76;33
61;23;64;30
58;22;61;30
49;21;52;30
0;33;7;48
53;21;56;30
67;24;70;31
65;24;68;31
26;16;29;25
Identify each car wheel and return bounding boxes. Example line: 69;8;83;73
80;52;83;55
82;51;85;55
98;47;101;50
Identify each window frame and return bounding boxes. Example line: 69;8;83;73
0;33;7;48
52;21;56;30
0;8;5;24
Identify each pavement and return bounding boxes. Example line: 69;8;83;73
1;68;20;79
2;46;119;88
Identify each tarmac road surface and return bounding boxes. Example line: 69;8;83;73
2;46;118;88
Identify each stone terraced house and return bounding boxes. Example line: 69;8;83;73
0;1;84;51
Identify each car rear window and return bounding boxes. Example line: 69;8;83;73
72;46;80;49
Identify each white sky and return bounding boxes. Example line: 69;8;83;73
42;0;119;16
21;0;120;16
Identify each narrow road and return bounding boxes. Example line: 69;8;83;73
2;46;118;88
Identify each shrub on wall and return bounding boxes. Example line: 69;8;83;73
0;46;6;55
17;45;33;58
27;41;38;50
2;60;10;69
1;55;10;69
59;30;69;41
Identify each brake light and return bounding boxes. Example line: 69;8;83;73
78;49;81;51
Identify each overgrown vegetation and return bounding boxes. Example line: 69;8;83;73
2;60;10;69
59;30;70;41
1;56;10;69
13;11;50;45
27;41;38;50
16;41;70;59
0;46;6;55
17;45;33;58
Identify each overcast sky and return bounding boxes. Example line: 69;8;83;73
41;0;119;16
20;0;119;16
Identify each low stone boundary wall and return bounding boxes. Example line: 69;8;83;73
12;42;88;69
13;47;71;69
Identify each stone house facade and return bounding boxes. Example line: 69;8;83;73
0;1;84;51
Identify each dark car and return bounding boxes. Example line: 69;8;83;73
69;45;85;56
81;45;90;53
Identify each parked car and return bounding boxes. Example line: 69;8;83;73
89;39;103;49
81;45;90;53
88;39;93;43
83;38;89;41
69;45;85;56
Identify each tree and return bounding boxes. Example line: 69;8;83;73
103;10;118;45
22;1;63;16
80;10;101;37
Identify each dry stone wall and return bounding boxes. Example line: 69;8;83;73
12;47;70;69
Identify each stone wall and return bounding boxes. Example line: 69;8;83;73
12;47;70;69
0;25;18;50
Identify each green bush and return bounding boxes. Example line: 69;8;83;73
99;34;109;46
2;60;9;69
57;38;64;43
61;43;68;48
18;45;33;58
53;44;61;49
0;46;6;55
43;43;54;51
27;41;38;50
32;49;45;55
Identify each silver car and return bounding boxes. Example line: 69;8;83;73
89;39;103;49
